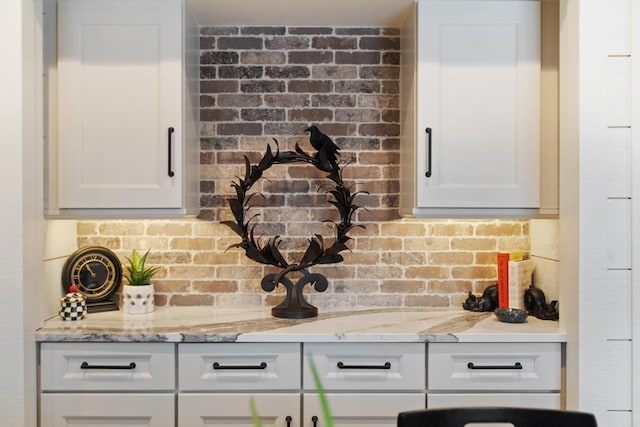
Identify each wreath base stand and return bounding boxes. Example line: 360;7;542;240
261;269;328;319
222;130;366;319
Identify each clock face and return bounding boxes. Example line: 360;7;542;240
62;246;122;302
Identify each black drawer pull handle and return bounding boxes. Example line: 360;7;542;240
425;127;432;177
167;127;175;178
467;362;523;370
80;361;136;370
213;361;267;370
312;415;318;427
337;361;391;370
285;415;292;427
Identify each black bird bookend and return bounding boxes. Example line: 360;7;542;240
305;125;341;171
462;284;498;312
524;286;559;320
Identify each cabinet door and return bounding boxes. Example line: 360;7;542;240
41;393;174;426
179;393;299;426
57;0;183;209
416;1;540;209
303;393;425;427
427;393;561;410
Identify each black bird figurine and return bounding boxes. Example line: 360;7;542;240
304;125;340;171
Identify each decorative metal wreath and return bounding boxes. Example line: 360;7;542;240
222;127;367;319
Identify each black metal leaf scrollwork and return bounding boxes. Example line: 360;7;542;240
221;128;367;318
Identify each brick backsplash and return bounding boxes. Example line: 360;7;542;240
76;26;530;309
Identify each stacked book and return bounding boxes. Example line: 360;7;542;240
497;251;535;310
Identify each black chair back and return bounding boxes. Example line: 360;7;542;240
397;407;598;427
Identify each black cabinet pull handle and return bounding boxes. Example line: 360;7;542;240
80;361;136;370
285;415;292;427
167;127;175;177
312;415;318;427
213;361;267;370
425;127;432;178
467;362;523;370
337;361;391;370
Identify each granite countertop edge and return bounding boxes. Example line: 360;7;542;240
36;306;566;343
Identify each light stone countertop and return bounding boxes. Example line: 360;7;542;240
36;306;565;343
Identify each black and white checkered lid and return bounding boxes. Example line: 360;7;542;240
59;285;87;321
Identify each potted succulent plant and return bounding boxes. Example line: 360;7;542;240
121;249;160;314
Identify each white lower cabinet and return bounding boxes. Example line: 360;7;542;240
427;342;562;410
41;393;175;427
39;340;563;426
39;342;176;426
303;393;425;427
178;343;301;426
427;393;560;409
303;343;426;427
179;393;299;426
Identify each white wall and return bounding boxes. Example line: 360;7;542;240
0;0;45;425
559;0;609;422
0;2;28;422
530;219;559;303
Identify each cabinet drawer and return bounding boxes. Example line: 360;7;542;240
428;343;561;391
428;393;561;409
304;343;425;391
40;342;175;391
179;343;300;391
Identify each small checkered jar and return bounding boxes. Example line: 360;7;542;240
59;290;87;321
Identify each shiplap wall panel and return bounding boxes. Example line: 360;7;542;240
607;199;632;269
606;57;631;126
607;0;631;55
606;128;631;197
631;0;640;422
607;340;632;410
606;269;632;339
605;0;634;425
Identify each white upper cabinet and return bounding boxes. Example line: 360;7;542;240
400;0;547;218
48;0;199;217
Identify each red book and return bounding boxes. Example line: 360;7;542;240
497;252;510;308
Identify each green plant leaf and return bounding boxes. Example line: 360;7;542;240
123;249;160;286
309;355;334;427
249;397;263;427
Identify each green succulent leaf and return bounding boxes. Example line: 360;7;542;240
123;249;160;286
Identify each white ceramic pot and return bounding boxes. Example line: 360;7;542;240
122;284;154;314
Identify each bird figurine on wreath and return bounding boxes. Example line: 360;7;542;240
222;126;367;319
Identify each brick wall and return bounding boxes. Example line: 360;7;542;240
77;26;530;309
